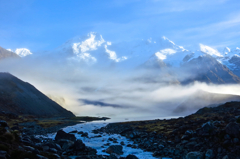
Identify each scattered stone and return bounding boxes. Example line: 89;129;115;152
186;151;204;159
55;129;76;142
205;149;214;159
81;132;88;137
106;145;124;155
225;122;240;137
72;139;86;150
0;120;8;127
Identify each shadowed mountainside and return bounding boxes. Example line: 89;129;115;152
0;72;75;117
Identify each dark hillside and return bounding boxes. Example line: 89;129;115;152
0;72;75;117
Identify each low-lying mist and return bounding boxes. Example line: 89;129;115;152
1;57;240;120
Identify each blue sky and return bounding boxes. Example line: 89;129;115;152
0;0;240;52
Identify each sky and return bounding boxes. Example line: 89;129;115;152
0;0;240;52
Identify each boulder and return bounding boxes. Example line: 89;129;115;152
0;120;8;127
24;146;35;152
109;153;119;159
106;145;124;155
72;139;86;151
81;132;88;137
186;151;204;159
0;151;7;159
202;122;215;133
205;149;214;159
57;139;74;150
225;122;240;137
55;129;76;142
69;130;78;133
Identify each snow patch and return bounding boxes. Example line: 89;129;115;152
155;52;166;60
104;45;127;62
13;48;32;57
199;44;223;57
72;32;105;54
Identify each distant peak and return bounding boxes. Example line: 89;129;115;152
7;48;32;57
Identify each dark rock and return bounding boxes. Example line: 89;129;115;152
186;151;204;159
198;121;215;136
222;155;229;159
72;139;86;150
205;149;214;159
126;154;139;159
109;153;119;159
77;131;84;134
81;132;88;137
49;148;57;153
36;154;48;159
31;136;42;143
42;145;49;152
233;138;239;143
58;139;74;150
69;130;78;133
24;145;35;151
55;129;76;142
225;122;240;137
0;151;7;159
0;120;8;127
106;145;124;155
85;146;97;155
52;153;60;158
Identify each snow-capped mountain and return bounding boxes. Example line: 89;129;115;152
54;32;127;65
220;47;240;76
44;32;240;84
7;48;32;57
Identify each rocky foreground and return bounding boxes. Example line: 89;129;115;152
95;101;240;159
1;101;240;159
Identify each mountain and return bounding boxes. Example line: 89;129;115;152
0;46;20;60
173;90;240;115
7;48;33;57
53;32;127;66
220;47;240;76
181;54;240;84
0;72;75;117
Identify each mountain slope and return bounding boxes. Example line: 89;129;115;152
0;73;75;117
181;54;240;84
0;46;20;60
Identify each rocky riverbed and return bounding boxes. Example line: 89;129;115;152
1;101;240;159
96;101;240;159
